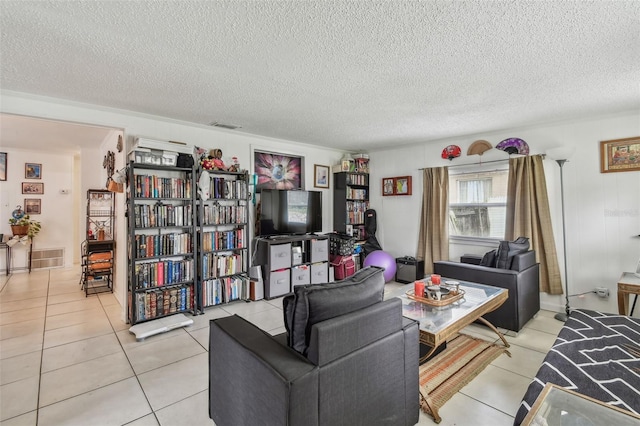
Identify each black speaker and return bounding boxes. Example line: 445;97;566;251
395;257;425;283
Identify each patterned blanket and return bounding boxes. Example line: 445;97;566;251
514;309;640;425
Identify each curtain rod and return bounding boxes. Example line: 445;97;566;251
418;154;546;170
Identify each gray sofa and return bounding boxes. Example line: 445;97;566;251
433;243;540;333
209;266;420;426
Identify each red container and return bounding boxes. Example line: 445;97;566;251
414;280;425;298
330;255;356;280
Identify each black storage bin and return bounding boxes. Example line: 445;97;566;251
395;257;425;283
327;232;356;256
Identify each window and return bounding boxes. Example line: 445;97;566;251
449;168;508;239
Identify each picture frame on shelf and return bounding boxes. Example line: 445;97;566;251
253;150;304;192
24;198;41;214
0;152;6;181
22;182;44;194
25;163;42;179
600;136;640;173
382;178;395;196
314;164;330;188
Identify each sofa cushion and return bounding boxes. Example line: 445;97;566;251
479;249;497;267
495;237;530;269
283;266;385;356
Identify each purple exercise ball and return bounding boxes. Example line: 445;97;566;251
363;250;396;282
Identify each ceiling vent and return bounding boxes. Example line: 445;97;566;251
209;122;241;130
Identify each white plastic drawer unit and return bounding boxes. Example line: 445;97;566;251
268;269;291;297
311;262;328;284
270;243;292;271
291;265;310;287
310;238;329;263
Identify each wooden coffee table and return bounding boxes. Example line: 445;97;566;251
389;279;509;360
387;279;510;423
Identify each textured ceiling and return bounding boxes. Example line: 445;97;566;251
1;0;639;152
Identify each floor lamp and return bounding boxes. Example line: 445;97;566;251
547;148;574;322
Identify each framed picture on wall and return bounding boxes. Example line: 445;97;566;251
254;150;304;192
314;164;330;188
25;163;42;179
395;176;412;195
382;178;395;196
24;198;41;214
0;152;6;181
22;182;44;194
383;176;413;196
600;136;640;173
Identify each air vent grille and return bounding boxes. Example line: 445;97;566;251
30;248;64;269
208;122;241;130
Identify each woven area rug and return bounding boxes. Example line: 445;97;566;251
419;333;509;421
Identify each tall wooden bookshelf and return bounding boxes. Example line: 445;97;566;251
196;169;250;310
126;161;197;325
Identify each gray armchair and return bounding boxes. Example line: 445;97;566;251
433;248;540;333
209;266;420;426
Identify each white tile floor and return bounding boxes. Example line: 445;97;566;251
0;269;564;426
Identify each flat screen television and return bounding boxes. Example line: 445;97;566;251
260;189;322;236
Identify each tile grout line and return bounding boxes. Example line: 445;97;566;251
35;270;52;425
105;293;162;425
459;393;516;422
32;281;151;421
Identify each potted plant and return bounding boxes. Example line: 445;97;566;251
9;215;41;238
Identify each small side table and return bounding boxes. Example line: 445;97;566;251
617;272;640;316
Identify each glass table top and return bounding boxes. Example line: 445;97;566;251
386;280;507;335
522;383;640;426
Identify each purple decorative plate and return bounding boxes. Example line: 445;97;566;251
496;138;529;155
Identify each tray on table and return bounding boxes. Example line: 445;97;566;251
406;288;465;307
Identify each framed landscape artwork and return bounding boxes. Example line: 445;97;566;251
314;164;329;188
0;152;6;181
25;163;42;179
395;176;412;195
254;150;304;192
0;152;7;180
24;198;41;214
22;182;44;194
382;178;395;196
600;136;640;173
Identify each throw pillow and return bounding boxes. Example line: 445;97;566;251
495;237;530;269
479;249;497;267
283;266;385;356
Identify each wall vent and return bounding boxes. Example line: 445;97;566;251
208;121;241;130
30;248;64;269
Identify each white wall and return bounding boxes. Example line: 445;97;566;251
0;149;78;271
3;92;638;318
1;92;345;318
368;111;640;316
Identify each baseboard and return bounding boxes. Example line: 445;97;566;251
540;301;563;313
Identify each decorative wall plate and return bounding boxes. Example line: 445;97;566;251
441;144;462;160
496;138;529;155
468;140;492;156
